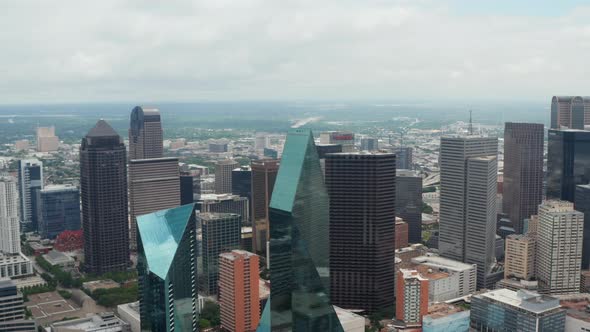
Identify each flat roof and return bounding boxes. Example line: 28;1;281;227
478;289;560;314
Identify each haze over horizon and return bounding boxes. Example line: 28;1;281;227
2;0;590;104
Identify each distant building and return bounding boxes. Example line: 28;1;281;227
504;233;536;280
396;169;423;243
231;166;252;210
43;250;75;270
320;131;355;152
255;134;270;152
575;184;590;270
537;200;584;295
326;152;396;313
80;120;129;274
128;157;180;250
503;123;544;233
551;96;590;129
196;193;249;225
209;141;229;153
17;159;43;233
471;289;565;331
215;159;239;194
251;159;279;254
199;213;242;296
36;185;81;239
422;303;470;332
394;147;413;170
219;250;260;332
263;147;278;159
128;106;163;160
137;204;198;332
546;129;590;202
14;140;29;151
395;218;409;250
360;137;379;151
0;279;36;332
36;126;59;152
396;269;429;328
179;170;200;205
49;312;130;332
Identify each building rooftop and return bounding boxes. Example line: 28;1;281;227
426;303;466;320
558;294;590;323
400;268;428;281
412;255;475;272
414;264;450;281
50;312;129;330
478;289;561;314
41;184;77;192
43;250;74;265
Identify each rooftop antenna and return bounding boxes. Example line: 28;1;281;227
468;110;473;135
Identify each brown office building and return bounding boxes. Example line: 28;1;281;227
128;157;180;250
80;120;130;274
251;159;279;254
503;123;544;233
326;152;396;313
128;106;163;160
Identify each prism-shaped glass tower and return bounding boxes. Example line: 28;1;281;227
137;204;198;332
259;128;343;331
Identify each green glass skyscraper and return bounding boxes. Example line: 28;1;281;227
261;128;343;331
137;204;198;332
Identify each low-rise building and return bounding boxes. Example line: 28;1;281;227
0;253;33;279
43;250;75;270
411;255;477;301
117;302;140;332
0;278;36;332
496;278;539;292
422;303;470;332
49;312;131;332
82;280;120;293
471;289;566;331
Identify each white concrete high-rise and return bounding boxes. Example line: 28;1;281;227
0;176;21;254
439;136;498;289
536;200;584;295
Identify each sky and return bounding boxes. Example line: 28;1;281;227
1;0;590;104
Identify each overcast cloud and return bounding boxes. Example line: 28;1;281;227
1;0;590;103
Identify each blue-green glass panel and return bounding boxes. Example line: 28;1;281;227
257;299;271;332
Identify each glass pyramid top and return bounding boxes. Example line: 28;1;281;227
136;203;195;279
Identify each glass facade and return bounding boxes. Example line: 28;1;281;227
260;128;343;331
137;204;198;332
36;186;81;239
547;129;590;202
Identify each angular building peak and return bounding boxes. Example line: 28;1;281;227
86;119;119;138
136;203;195;279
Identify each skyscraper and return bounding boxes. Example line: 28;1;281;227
36;185;81;240
394;147;413;170
0;176;21;255
80;120;130;274
251;159;279;254
546;129;590;202
503;123;544;233
575;184;590;270
232;166;252;221
536;200;583;295
36;126;59;152
128;106;163;160
360;137;379;151
396;169;423;243
439;136;498;289
198;213;242;296
325;152;396;313
550;96;590;130
137;204;198;332
17;159;43;232
264;128;343;330
395;269;429;328
215;159;239;194
129;157;180;250
504;234;536;280
219;250;260;332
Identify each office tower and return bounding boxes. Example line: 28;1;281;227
36;185;81;240
80;120;130;274
575;184;590;270
261;128;343;331
180;170;200;205
255;134;270;152
128;106;163;160
17;159;43;232
396;170;423;243
0;176;20;254
232;165;252;201
547;129;590;202
0;279;36;332
504;234;536;280
551;96;590;129
470;289;565;332
503;123;544;233
251;159;279;254
263;148;278;159
196;194;249;225
316;144;343;175
209;141;229;153
198;213;242;296
215;159;239;194
394;147;413;170
137;204;198;332
14;140;29;151
320;131;355;152
395;269;428;328
219;250;260;332
326;152;396;313
129;157;180;250
439;136;498;289
395;218;409;250
537;200;584;295
36;126;59;152
360;137;378;151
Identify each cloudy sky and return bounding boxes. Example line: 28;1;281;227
1;0;590;103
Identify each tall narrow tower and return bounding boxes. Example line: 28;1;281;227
17;159;43;232
0;175;21;254
80;120;130;274
128;106;163;160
